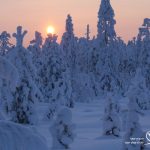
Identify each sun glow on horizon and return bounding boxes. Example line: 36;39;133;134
47;26;55;34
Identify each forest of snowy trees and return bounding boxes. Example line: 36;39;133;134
0;0;150;150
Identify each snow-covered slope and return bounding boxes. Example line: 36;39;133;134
36;99;150;150
0;121;49;150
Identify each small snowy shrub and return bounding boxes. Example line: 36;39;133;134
123;98;145;150
103;93;121;137
50;107;75;149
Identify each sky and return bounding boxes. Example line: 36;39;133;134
0;0;150;45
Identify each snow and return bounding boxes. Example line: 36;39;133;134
0;0;149;149
0;121;49;150
32;99;150;150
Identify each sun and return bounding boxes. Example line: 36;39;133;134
47;26;55;34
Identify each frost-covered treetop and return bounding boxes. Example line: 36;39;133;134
13;26;27;48
97;0;116;44
0;31;11;44
66;14;74;36
30;31;42;48
143;18;150;28
61;14;76;50
0;31;12;55
138;18;150;41
43;33;58;48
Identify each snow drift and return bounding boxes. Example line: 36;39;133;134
0;121;49;150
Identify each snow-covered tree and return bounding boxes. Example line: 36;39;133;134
74;37;95;102
0;56;19;118
127;68;150;110
90;0;123;96
0;31;12;56
28;31;44;101
123;98;145;150
103;93;121;137
97;0;116;46
50;107;75;149
118;40;136;95
41;34;72;120
12;26;27;48
137;18;150;90
61;14;78;105
28;31;43;68
7;26;39;124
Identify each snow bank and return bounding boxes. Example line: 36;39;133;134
0;121;49;150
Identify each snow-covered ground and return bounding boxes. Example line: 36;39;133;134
36;99;150;150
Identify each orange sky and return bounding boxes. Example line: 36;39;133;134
0;0;150;45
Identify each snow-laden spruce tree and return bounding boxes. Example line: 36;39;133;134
90;0;123;97
0;31;13;56
61;14;78;104
28;31;44;101
28;31;43;68
97;0;116;46
74;37;95;102
118;39;136;95
50;107;75;149
103;93;121;137
0;56;19;119
7;26;39;124
41;34;72;120
40;33;60;104
123;98;145;150
128;68;150;110
137;18;150;90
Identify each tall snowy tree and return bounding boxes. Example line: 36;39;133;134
137;18;150;90
0;56;19;119
28;31;43;68
7;26;39;124
91;0;124;96
97;0;116;46
75;37;95;102
28;31;44;101
41;33;72;120
61;14;78;105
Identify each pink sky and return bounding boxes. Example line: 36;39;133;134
0;0;149;45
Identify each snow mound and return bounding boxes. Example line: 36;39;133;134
0;121;49;150
57;107;72;124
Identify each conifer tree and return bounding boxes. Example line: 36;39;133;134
123;98;145;150
42;34;73;120
8;26;39;124
28;31;43;68
61;14;78;106
103;93;121;137
97;0;116;46
0;56;19;118
50;108;75;149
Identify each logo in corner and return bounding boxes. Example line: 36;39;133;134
145;131;150;145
